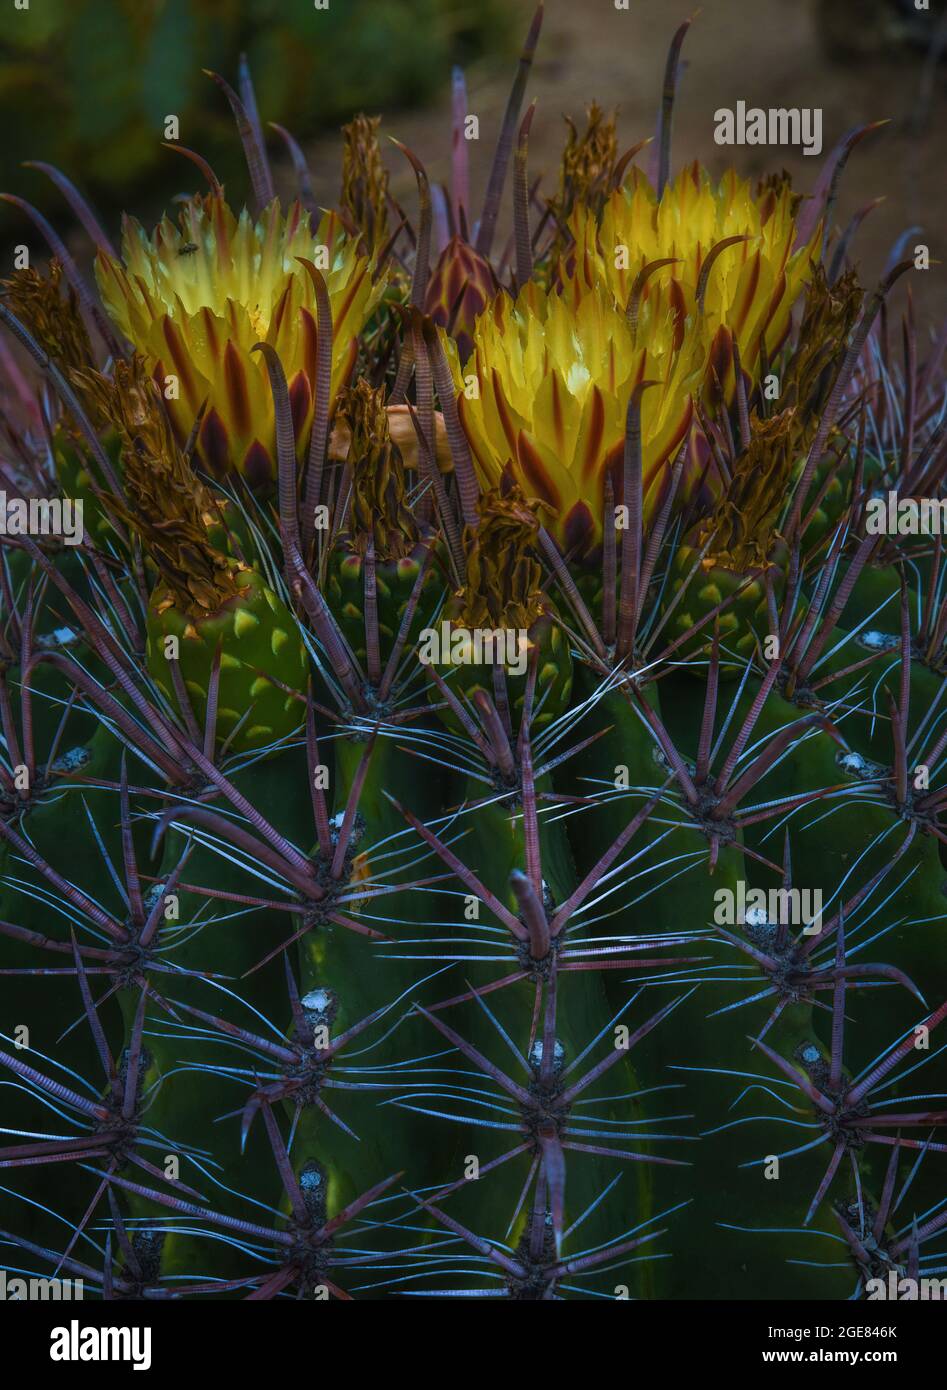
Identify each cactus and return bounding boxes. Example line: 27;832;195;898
1;10;945;1307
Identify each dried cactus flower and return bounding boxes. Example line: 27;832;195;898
456;483;545;633
781;263;863;415
329;401;452;473
337;379;419;561
549;102;620;230
699;409;799;573
340;113;390;257
2;259;103;427
79;356;241;616
436;482;573;725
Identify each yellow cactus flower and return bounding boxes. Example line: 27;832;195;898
96;194;384;490
450;280;705;559
564;162;820;402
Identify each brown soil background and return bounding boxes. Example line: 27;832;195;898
295;0;946;336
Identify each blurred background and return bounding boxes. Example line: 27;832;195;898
0;0;944;327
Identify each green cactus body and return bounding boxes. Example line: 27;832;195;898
724;677;947;1050
0;724;125;934
631;829;858;1299
53;430;122;548
558;669;864;1296
292;732;457;1227
661;543;779;674
146;568;307;753
202;497;257;566
3;634;100;765
124;750;314;1280
798;471;847;556
832;561;904;634
428;604;573;732
812;624;945;761
557;663;664;860
0;724;132;1256
327;540;442;672
440;777;658;1298
796;450;887;559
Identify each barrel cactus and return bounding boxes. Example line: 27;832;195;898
0;9;945;1307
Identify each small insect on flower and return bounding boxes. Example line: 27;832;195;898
178;242;199;256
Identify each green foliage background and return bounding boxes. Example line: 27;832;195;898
0;0;512;229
